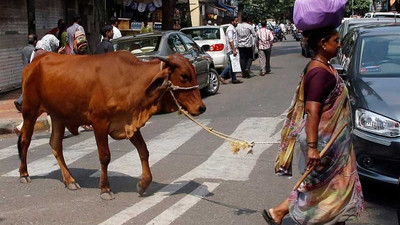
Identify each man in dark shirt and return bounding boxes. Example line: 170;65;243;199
14;34;38;112
95;25;114;54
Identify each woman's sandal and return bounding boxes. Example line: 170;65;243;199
262;209;279;225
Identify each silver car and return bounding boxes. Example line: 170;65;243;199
180;26;229;70
112;31;220;96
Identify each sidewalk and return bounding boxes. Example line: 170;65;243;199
0;89;49;135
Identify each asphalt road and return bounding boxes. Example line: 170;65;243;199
0;37;397;225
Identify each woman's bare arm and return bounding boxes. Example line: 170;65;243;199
305;101;322;169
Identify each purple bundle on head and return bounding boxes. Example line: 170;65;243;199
293;0;347;31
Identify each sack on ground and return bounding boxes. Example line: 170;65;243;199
293;0;346;31
73;30;88;54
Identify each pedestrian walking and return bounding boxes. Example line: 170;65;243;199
66;14;86;55
263;26;363;225
15;34;63;135
236;15;256;78
95;25;114;54
14;34;38;112
256;21;274;76
219;17;242;84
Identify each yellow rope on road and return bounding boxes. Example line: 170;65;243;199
178;107;254;154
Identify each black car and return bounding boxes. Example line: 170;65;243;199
111;31;220;96
334;24;400;185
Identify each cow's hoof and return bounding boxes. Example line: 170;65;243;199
137;182;146;196
19;176;32;184
100;191;115;200
66;182;81;190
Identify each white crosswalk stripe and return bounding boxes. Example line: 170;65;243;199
146;182;220;225
0;138;49;161
99;117;283;225
0;126;91;161
90;119;210;178
3;136;114;177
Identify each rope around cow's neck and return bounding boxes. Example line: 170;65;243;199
167;81;257;154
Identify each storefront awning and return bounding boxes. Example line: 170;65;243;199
216;1;234;12
207;4;227;12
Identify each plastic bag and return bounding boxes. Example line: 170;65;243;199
293;0;347;31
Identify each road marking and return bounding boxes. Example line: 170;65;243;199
0;126;93;161
179;117;282;181
3;137;115;177
0;137;49;161
90;120;210;178
146;182;220;225
99;117;282;225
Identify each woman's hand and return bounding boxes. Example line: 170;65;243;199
307;148;320;170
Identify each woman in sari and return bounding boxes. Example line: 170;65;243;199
262;26;363;225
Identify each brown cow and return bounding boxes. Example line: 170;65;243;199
17;51;206;199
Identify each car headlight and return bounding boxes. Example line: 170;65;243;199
355;109;400;137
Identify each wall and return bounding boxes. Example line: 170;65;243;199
0;0;65;94
0;0;28;93
35;0;66;37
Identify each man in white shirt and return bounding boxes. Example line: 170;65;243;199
236;15;256;78
110;16;122;39
219;17;242;84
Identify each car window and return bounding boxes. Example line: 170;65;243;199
114;36;160;54
168;34;186;53
181;28;220;40
359;35;400;76
341;32;355;58
179;34;200;52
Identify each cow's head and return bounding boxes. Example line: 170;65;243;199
157;54;206;116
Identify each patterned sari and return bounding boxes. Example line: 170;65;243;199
274;64;364;224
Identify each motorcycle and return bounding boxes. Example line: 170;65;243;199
273;26;284;42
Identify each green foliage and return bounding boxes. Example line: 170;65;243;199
238;0;295;22
345;0;371;17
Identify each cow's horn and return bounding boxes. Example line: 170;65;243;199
156;56;169;63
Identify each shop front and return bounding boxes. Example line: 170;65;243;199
108;0;190;36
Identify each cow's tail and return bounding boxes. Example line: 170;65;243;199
17;134;22;160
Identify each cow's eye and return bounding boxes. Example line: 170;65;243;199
180;73;189;80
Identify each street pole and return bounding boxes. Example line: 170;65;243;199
352;0;354;15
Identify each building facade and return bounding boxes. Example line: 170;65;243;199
0;0;105;94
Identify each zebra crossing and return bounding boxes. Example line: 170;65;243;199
0;116;283;225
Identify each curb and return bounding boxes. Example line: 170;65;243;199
0;118;50;135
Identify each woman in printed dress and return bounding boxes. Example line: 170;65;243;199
263;26;364;225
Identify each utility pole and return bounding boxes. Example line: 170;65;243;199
352;0;354;15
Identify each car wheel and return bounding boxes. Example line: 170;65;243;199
203;68;219;95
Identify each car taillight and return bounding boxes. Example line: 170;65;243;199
210;44;224;51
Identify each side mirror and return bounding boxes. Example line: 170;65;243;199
201;44;210;52
331;63;347;79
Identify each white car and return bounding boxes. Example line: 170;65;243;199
180;26;228;70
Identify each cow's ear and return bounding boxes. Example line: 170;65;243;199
145;70;169;97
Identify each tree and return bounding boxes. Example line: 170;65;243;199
345;0;371;17
162;0;176;30
237;0;295;23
